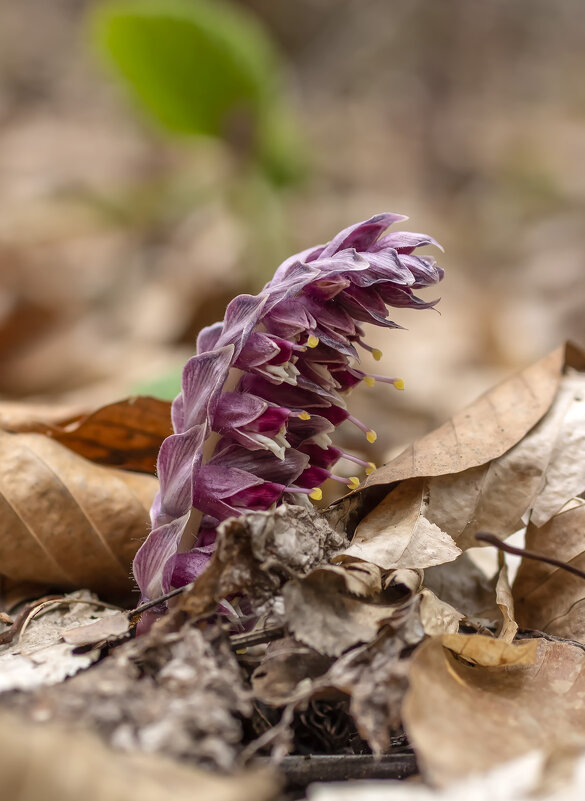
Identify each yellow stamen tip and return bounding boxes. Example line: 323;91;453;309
365;462;376;475
309;488;323;501
364;376;376;387
366;430;377;444
347;476;360;490
298;411;311;421
372;348;383;361
393;378;405;391
307;335;319;349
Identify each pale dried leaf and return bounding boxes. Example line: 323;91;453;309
252;638;333;706
0;710;278;801
514;505;585;643
0;431;157;602
419;589;463;636
403;635;585;786
342;479;461;570
440;632;538;666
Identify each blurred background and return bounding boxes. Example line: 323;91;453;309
1;0;584;470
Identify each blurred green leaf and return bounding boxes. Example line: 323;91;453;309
91;0;304;183
133;365;183;400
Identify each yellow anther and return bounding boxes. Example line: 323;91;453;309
372;348;383;361
366;429;377;444
393;378;405;390
307;335;319;349
365;462;376;475
347;476;360;490
309;487;323;501
298;410;311;421
364;376;375;387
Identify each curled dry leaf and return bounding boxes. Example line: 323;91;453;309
495;556;518;643
0;431;157;602
423;553;499;624
514;503;585;643
403;635;585;786
5;395;172;474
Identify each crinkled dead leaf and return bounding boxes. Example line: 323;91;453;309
341;479;461;570
252;638;334;706
403;635;585;786
514;503;585;643
0;431;157;602
61;609;131;646
5;395;172;474
178;504;348;621
0;710;278;801
0;591;117;691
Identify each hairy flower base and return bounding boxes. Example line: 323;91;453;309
133;213;444;605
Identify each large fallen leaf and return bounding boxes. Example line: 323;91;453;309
402;634;585;786
5;396;171;474
0;710;278;801
364;344;571;486
335;345;585;558
514;503;585;642
0;431;157;602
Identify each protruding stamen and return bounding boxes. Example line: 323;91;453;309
298;410;311;420
347;476;360;490
346;413;377;444
287;485;323;502
307;334;319;348
372;348;383;361
393;377;405;390
309;488;323;500
364;376;376;387
339;451;377;475
351;367;405;390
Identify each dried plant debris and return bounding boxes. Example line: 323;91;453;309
0;591;120;692
0;710;279;801
8;622;252;771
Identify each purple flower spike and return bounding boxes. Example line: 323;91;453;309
133;213;444;605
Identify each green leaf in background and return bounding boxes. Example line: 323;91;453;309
91;0;304;184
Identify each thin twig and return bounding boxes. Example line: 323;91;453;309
230;625;285;651
475;532;585;582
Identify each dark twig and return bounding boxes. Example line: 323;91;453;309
475;532;585;583
230;625;285;651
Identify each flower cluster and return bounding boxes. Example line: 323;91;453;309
133;213;444;603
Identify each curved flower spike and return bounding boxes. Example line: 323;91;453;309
133;213;444;605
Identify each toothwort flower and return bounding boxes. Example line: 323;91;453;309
133;213;444;603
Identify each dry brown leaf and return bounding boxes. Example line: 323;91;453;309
341;479;461;570
0;430;157;602
6;396;171;474
0;710;278;801
364;344;572;488
61;610;131;646
403;635;585;786
252;638;334;706
514;503;585;642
